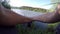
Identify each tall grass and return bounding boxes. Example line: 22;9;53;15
17;22;59;34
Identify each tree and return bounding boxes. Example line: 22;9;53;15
1;0;11;9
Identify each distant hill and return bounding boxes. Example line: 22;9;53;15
11;6;49;13
20;6;49;12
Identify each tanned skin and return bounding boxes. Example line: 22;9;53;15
33;4;60;23
0;4;60;26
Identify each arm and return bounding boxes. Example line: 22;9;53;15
32;11;60;23
0;4;33;25
32;4;60;23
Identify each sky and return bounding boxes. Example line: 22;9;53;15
9;0;53;9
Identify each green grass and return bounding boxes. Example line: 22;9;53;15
17;22;59;34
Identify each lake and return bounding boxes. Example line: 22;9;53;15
11;9;44;17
